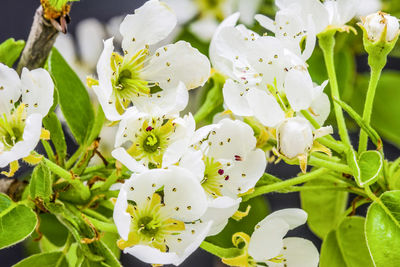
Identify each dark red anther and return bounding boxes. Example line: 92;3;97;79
234;155;242;161
146;126;153;131
218;169;224;175
225;175;230;181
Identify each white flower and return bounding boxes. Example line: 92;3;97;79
113;166;211;266
0;64;54;168
164;0;262;42
93;0;210;121
112;109;195;173
277;117;332;159
361;12;400;42
355;0;382;17
210;14;327;127
190;119;266;235
247;209;319;267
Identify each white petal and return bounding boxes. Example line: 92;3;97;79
114;108;144;147
284;68;314;112
189;15;219;42
76;18;106;68
191;124;219;145
355;0;381;17
0;63;21;115
271;237;319;267
201;197;241;236
239;0;261;25
113;187;131;241
123;171;163;206
267;208;308;230
314;125;333;139
223;79;253;117
209;13;240;75
255;14;276;33
111;147;147;173
206;119;257;160
246;89;285;127
165;220;213;265
21;68;54;117
141;41;210;90
124;245;181;265
248;217;290;262
161;166;208;222
0;113;42;168
307;92;330;126
120;0;177;55
54;34;76;66
178;149;205;182
163;0;198;24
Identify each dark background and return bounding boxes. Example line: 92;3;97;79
1;0;399;266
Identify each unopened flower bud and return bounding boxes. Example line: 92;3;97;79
277;118;313;159
362;12;399;42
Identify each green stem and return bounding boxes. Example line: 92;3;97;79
288;185;367;196
97;170;120;192
66;146;85;169
85;215;118;234
318;31;351;146
358;66;383;154
43;157;73;183
83;164;106;175
242;168;329;201
308;155;352;174
41;140;55;162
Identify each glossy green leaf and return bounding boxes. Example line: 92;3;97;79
46;48;94;144
30;163;52;202
0;38;25;67
13;251;68;267
358;151;383;186
366;190;400;266
205;196;269;248
320;217;374;267
300;178;348;239
39;213;68;247
0;194;38;249
43;112;67;163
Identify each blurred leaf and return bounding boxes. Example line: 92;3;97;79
366;190;400;266
0;193;38;249
320;217;374;267
300;178;348;239
13;251;68;267
351;71;400;147
39;213;68;247
46;48;94;145
43;112;67;163
30;163;52;203
205;196;269;248
0;38;25;67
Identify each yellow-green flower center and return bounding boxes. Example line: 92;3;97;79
126;117;175;169
201;157;226;198
195;0;227;19
0;104;26;151
117;193;185;252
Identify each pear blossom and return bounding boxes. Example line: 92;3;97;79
190;118;266;235
164;0;262;42
210;14;329;128
113;166;211;265
276;117;332;170
355;0;382;17
247;209;319;267
0;63;54;168
92;0;210;121
112;108;195;173
360;12;400;42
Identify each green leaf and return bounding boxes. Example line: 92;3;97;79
366;190;400;266
43;112;67;163
30;163;52;202
0;194;38;249
205;196;269;248
346;148;361;186
13;251;68;267
358;151;383;186
351;71;400;147
0;38;25;67
39;213;69;247
300;178;348;239
86;105;105;145
101;232;121;259
46;49;94;145
320;217;374;267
